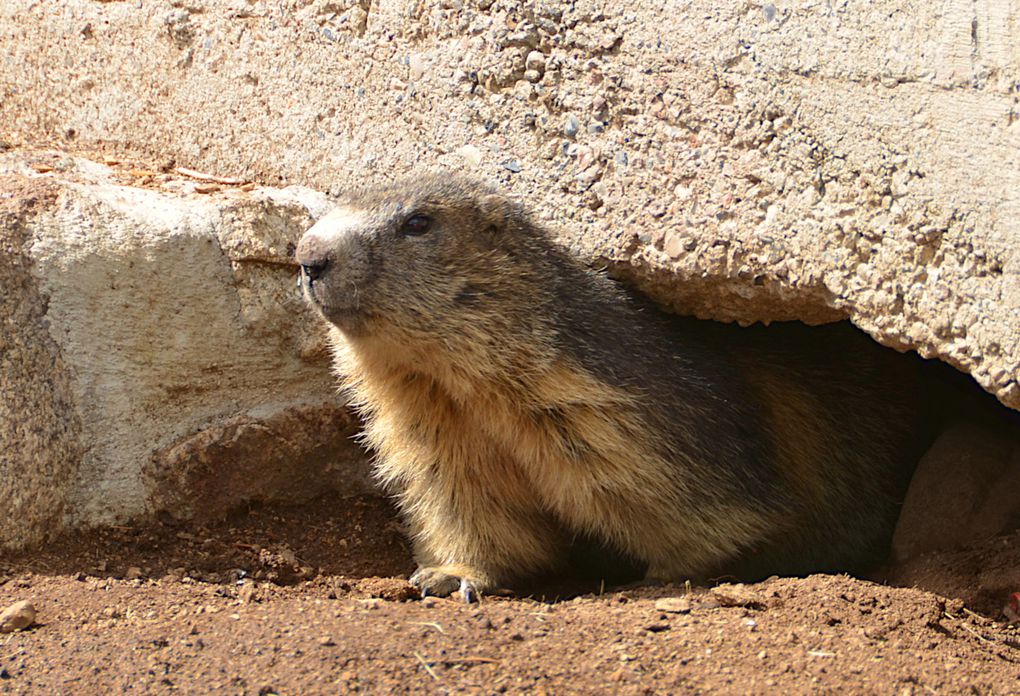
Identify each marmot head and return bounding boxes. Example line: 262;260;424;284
296;174;557;344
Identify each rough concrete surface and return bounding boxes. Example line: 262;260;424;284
0;175;82;551
2;0;1019;402
0;153;372;548
0;1;1019;543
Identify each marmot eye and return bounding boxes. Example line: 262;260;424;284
400;214;432;237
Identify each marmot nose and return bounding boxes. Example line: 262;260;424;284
296;234;330;282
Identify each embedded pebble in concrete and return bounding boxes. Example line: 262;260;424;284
456;144;484;166
525;50;546;73
563;115;580;138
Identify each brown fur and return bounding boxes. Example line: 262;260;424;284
296;175;923;598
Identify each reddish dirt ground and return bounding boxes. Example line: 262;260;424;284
1;493;1018;694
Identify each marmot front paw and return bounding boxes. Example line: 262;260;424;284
409;565;492;603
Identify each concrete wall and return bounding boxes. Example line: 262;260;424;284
0;157;372;548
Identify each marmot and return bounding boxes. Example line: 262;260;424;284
296;175;922;600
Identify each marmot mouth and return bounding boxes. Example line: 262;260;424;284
300;272;354;305
319;303;370;331
301;279;371;331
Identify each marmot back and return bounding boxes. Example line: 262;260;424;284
296;174;923;600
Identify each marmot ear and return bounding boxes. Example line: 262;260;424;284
478;193;507;221
478;194;524;235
